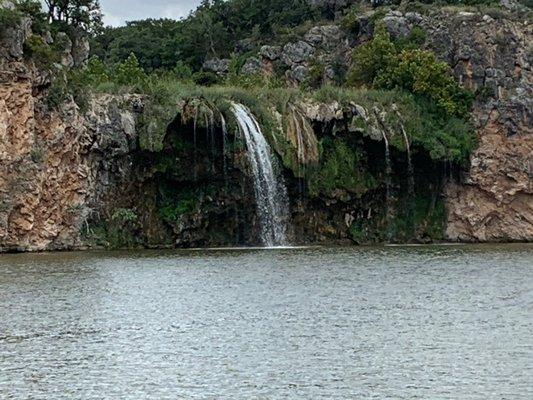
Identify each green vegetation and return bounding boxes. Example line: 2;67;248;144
91;0;322;72
23;34;59;65
345;23;474;162
0;5;22;34
308;138;377;198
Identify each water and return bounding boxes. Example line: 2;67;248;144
382;129;393;242
231;103;289;246
1;244;532;399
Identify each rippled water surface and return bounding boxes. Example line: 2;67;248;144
1;245;532;399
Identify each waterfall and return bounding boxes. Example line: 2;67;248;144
399;122;415;201
220;113;228;185
193;107;198;181
230;103;290;247
374;107;393;243
382;130;393;243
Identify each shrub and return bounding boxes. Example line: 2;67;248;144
394;26;427;51
347;23;473;118
340;5;361;36
347;23;396;86
115;53;148;86
193;71;221;86
112;208;138;223
308;138;377;198
376;49;473;117
85;55;110;84
173;60;193;81
15;0;47;34
24;34;58;66
0;5;21;34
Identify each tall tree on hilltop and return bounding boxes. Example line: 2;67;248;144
43;0;103;33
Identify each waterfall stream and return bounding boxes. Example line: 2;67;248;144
382;130;393;243
231;103;290;247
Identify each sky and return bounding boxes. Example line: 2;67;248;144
100;0;202;26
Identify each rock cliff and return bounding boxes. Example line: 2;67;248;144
0;3;531;251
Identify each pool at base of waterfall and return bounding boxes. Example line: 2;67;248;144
1;244;532;399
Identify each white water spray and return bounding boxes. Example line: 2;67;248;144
231;103;290;246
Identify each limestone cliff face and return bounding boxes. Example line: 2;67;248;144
423;11;533;241
0;58;137;251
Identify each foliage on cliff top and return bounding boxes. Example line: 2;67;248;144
72;52;473;163
348;23;473;118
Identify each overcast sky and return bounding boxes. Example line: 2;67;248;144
101;0;203;26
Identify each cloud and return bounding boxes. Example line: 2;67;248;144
100;0;202;26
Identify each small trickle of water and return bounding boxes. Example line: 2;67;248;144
220;113;228;185
397;114;415;201
231;103;290;247
382;130;393;243
193;107;198;181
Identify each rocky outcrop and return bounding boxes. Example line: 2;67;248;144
282;41;315;65
202;58;230;74
0;59;138;251
419;9;533;241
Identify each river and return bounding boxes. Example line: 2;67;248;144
1;245;532;399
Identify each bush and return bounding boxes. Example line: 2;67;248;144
115;53;148;86
24;34;59;65
193;71;221;86
347;24;396;86
394;26;427;51
376;49;473;117
348;23;473;118
0;6;21;34
112;208;138;223
340;5;362;36
308;138;377;198
15;0;47;34
173;60;193;81
85;55;110;84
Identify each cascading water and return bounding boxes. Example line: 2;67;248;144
231;103;290;247
382;131;393;242
220;113;228;185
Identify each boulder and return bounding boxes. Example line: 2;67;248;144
235;38;254;54
291;65;309;83
241;57;262;75
281;41;314;66
382;11;410;39
0;0;15;9
56;32;74;68
304;25;343;50
203;58;230;74
71;29;90;68
260;45;282;61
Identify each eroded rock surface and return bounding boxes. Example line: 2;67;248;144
0;60;138;251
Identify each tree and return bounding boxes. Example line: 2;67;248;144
115;53;147;86
43;0;102;33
